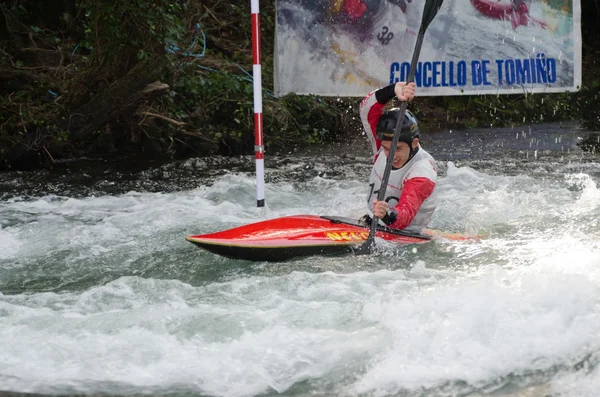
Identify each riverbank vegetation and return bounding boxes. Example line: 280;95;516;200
1;0;599;170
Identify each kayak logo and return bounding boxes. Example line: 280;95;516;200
326;231;370;241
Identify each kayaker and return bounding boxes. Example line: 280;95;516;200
358;82;438;233
510;0;529;29
512;0;528;12
297;0;411;29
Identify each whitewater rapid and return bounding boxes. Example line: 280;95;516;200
1;126;599;396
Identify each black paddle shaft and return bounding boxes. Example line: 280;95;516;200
358;0;445;254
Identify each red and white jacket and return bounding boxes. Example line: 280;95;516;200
359;84;438;233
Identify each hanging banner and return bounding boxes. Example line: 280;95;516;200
274;0;581;96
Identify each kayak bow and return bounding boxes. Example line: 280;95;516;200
186;215;476;262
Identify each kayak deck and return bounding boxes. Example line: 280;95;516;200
186;215;432;262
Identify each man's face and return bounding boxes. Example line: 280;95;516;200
381;138;418;168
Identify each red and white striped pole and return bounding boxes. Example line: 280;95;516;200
251;0;265;207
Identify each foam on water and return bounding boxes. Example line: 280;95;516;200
354;251;600;396
1;256;599;396
1;160;600;396
552;360;600;397
0;227;21;260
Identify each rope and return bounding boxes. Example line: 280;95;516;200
71;44;79;61
197;65;275;98
166;23;274;96
64;23;273;98
166;23;206;58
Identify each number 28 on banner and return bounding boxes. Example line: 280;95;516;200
377;26;394;46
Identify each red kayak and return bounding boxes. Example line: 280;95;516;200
469;0;547;29
186;215;476;262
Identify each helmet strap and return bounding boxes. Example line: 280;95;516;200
393;143;419;170
406;144;419;164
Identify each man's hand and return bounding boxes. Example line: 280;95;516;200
395;82;415;102
372;200;389;219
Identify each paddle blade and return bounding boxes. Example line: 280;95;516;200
354;219;378;255
420;0;445;32
354;234;375;255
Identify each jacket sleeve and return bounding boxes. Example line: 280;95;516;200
359;84;397;158
389;177;435;230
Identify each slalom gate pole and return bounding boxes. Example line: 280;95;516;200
251;0;265;207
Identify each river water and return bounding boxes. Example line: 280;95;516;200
1;122;599;397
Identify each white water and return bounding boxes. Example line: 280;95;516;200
1;157;600;396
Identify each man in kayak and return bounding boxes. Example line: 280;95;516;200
511;0;530;29
359;82;438;233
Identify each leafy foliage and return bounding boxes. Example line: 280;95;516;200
0;0;599;170
78;0;184;78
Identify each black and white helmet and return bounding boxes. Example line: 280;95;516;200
376;109;420;144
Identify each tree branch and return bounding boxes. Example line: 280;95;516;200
138;111;187;126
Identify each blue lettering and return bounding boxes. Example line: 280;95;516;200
389;62;400;84
547;58;557;83
482;60;492;86
423;62;432;87
449;62;457;87
401;62;410;82
515;59;531;84
441;62;447;87
471;60;482;86
535;54;547;83
496;60;504;85
433;61;441;87
414;62;423;87
457;61;467;86
505;60;516;85
392;57;559;87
